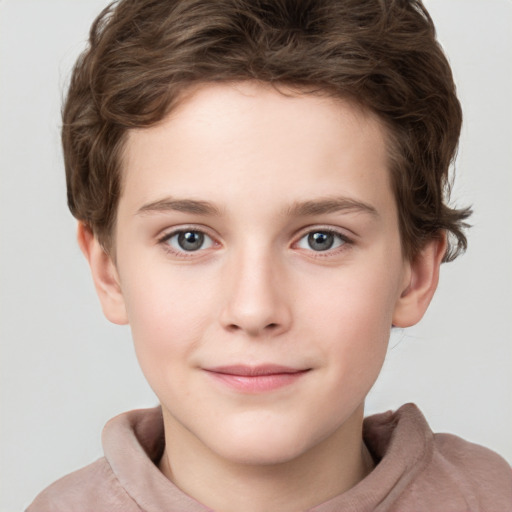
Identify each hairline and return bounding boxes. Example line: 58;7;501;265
99;80;414;261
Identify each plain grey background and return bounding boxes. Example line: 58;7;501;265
1;1;511;511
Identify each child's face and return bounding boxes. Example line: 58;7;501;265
97;82;420;464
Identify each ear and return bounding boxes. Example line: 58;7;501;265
392;233;447;328
77;222;128;325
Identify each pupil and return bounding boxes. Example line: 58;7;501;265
178;231;204;251
308;232;334;251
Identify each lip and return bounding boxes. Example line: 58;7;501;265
203;364;311;393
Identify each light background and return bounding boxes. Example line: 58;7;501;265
0;1;511;510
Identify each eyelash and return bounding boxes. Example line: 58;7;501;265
157;226;218;258
293;227;353;256
157;226;353;258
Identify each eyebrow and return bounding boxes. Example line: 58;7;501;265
284;197;379;218
136;198;221;216
136;196;378;218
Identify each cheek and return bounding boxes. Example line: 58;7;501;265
303;257;400;336
301;258;401;382
120;267;216;379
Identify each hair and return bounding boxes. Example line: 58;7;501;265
63;0;471;261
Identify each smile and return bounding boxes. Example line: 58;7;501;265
203;365;311;393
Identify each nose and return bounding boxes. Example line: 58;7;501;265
219;247;292;338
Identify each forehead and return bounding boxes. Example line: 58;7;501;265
120;81;394;220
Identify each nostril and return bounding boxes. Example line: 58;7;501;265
227;322;280;332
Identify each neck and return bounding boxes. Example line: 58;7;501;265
158;406;374;512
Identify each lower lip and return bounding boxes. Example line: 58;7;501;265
205;370;309;393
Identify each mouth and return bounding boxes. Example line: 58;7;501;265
203;364;311;393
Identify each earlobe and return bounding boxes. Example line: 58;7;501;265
392;233;447;328
77;223;128;325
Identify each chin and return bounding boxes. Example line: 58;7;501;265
206;422;324;466
216;442;307;466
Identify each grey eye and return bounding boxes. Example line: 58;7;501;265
297;231;346;252
167;230;213;252
308;232;334;251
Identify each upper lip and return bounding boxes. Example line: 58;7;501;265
204;364;309;376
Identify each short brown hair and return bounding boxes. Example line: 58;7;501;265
63;0;471;260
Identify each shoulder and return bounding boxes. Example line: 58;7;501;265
25;407;165;512
25;457;140;512
398;405;512;510
363;404;512;511
426;431;512;509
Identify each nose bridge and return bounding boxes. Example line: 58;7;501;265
220;240;291;336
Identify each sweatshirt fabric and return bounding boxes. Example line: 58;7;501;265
26;404;512;511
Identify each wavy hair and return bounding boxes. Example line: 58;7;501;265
63;0;471;260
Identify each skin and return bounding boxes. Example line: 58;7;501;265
79;82;445;512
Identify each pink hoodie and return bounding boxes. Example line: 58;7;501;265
26;404;512;511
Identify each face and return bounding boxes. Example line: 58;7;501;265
109;82;412;465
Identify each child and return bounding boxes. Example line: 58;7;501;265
26;0;512;510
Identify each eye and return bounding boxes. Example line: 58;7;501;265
296;230;347;252
161;229;214;253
